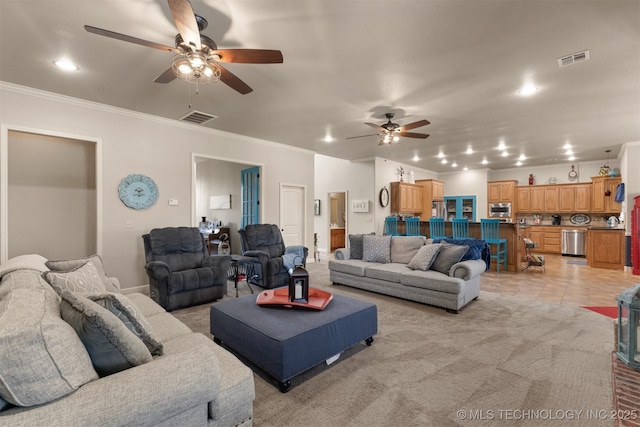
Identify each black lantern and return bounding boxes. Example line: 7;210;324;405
289;261;309;303
616;284;640;370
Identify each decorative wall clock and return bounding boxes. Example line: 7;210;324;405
379;186;389;207
118;174;158;210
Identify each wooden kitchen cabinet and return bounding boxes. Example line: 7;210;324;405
416;179;444;221
516;187;531;212
545;186;559;212
488;180;517;203
587;228;625;270
530;187;546;212
574;184;592;212
591;176;622;214
391;182;423;215
524;226;561;253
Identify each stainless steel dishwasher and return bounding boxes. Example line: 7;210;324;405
561;229;587;257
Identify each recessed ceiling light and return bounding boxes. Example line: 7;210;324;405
518;83;538;96
441;159;448;164
481;159;488;165
568;155;576;161
563;143;571;149
323;135;334;143
437;152;445;159
54;59;79;71
516;161;523;166
452;162;458;167
498;141;506;150
518;154;526;161
412;155;420;161
501;151;509;157
463;166;468;171
466;147;473;155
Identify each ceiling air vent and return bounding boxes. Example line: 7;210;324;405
557;50;590;68
179;110;218;125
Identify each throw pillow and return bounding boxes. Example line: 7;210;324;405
86;293;163;356
407;244;443;270
348;233;374;260
46;254;119;292
430;243;469;275
362;235;392;263
43;262;107;295
390;236;427;263
59;291;153;377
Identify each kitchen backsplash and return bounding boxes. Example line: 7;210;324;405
515;213;616;227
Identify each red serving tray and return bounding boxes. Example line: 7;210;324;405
256;287;333;310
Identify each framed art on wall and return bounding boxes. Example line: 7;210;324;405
314;199;321;216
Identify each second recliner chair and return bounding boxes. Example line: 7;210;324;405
238;224;308;289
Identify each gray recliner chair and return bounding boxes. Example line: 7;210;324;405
238;224;308;289
142;227;231;311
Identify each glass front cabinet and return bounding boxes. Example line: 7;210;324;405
444;196;476;221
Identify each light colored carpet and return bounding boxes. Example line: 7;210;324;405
173;262;615;426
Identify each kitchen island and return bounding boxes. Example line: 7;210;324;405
396;220;520;272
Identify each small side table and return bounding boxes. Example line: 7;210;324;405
228;255;255;298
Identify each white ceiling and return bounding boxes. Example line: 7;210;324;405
1;0;638;173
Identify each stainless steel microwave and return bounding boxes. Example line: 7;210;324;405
489;203;512;218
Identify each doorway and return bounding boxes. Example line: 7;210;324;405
329;192;346;251
279;184;306;247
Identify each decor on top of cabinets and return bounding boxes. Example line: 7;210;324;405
529;174;534;185
568;165;578;180
599;149;611;175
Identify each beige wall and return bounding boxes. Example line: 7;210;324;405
1;83;315;289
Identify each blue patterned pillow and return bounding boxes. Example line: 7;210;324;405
362;235;392;263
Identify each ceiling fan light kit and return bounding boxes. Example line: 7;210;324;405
84;0;283;94
350;112;430;145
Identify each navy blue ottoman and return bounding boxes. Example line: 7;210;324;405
210;291;377;392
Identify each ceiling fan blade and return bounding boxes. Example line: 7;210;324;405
153;67;177;83
212;49;283;64
218;65;253;94
346;134;379;140
365;123;385;132
84;25;178;52
168;0;201;50
400;119;430;132
399;132;430;139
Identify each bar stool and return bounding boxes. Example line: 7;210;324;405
451;218;470;239
405;217;423;236
384;216;399;236
429;218;448;239
481;218;507;272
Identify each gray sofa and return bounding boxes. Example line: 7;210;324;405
0;254;254;426
329;235;486;313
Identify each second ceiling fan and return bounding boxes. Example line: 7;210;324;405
348;113;430;145
84;0;283;94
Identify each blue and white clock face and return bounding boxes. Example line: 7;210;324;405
118;174;158;210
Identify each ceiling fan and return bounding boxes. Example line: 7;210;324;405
84;0;283;94
347;113;430;145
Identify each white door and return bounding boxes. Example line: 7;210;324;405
279;184;305;247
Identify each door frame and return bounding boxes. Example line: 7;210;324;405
0;124;103;263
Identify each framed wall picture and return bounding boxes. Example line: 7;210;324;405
352;200;369;212
314;199;321;216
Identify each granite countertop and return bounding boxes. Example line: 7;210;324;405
587;226;625;230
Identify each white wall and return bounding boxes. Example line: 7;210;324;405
1;83;315;289
439;169;490;219
488;159;620;186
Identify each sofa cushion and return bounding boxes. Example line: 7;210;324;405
430;243;469;275
362;235;391;263
59;291;153;377
365;263;409;283
42;261;107;294
348;233;374;260
46;254;120;292
328;259;369;277
0;254;48;279
390;236;427;263
407;244;443;271
86;293;164;356
400;269;465;294
0;270;98;407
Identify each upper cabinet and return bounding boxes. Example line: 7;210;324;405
591;176;622;214
390;182;423;215
488;180;517;203
515;183;592;213
416;179;444;220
